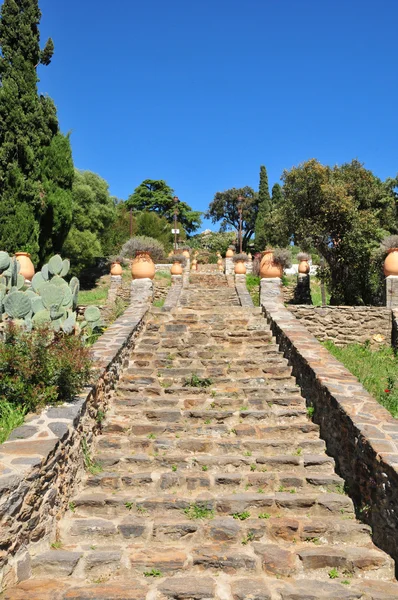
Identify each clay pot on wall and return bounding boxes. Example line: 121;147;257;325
298;260;310;275
110;262;123;276
182;250;190;259
384;249;398;276
131;251;155;280
191;259;198;271
15;252;35;281
234;260;246;275
226;248;234;258
170;261;183;275
259;251;283;279
218;263;224;272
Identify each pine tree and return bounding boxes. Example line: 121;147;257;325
254;165;271;251
0;0;73;264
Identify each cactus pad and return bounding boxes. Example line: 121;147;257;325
4;292;32;319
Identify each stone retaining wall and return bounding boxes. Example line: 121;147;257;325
288;305;393;346
0;295;150;589
261;281;398;574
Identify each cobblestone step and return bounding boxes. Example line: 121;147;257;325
4;277;398;599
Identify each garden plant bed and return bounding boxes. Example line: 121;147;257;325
324;340;398;417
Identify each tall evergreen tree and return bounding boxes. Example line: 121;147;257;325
254;165;271;251
0;0;73;264
271;183;283;206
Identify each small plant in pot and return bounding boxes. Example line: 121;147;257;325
381;235;398;277
109;256;123;276
121;236;166;280
226;245;235;258
260;247;292;278
233;253;248;275
170;254;187;276
297;252;311;275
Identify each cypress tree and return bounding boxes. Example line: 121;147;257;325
0;0;73;264
271;183;283;206
254;165;271;251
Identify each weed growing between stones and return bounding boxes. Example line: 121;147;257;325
232;512;251;520
143;569;163;578
184;503;214;520
328;568;339;579
183;374;213;388
258;512;271;519
82;437;102;475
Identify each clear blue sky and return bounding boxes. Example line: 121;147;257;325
37;0;398;231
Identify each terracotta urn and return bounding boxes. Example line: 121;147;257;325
298;260;310;275
131;251;155;280
218;263;224;272
226;248;234;258
182;250;190;259
15;252;35;281
384;249;398;277
217;258;223;267
260;251;283;278
110;262;122;276
170;261;183;275
191;259;198;271
247;253;252;260
234;260;246;275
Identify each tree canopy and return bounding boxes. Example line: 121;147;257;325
0;0;73;264
205;186;258;250
62;170;117;274
282;158;396;304
254;166;271;251
126;179;202;235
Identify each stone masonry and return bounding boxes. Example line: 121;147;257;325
2;274;398;598
288;305;393;347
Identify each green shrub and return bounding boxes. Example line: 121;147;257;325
120;236;165;263
0;323;92;413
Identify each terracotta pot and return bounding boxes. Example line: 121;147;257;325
384;248;398;277
234;260;246;275
247;253;252;260
218;263;224;272
298;260;310;275
226;249;234;258
260;251;283;278
191;259;198;271
217;258;223;266
15;252;35;281
110;262;122;276
182;250;190;259
170;261;183;275
131;251;155;279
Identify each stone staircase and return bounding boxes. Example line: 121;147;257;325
3;276;398;599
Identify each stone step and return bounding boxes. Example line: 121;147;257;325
59;514;371;547
102;409;309;432
96;435;326;456
85;468;344;493
4;576;398;600
70;491;353;519
28;542;394;581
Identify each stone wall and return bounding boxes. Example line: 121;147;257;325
260;281;398;573
288;305;393;346
0;293;150;589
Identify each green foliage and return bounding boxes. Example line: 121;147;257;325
232;511;251;520
126;179;201;235
0;400;26;444
135;211;173;249
121;235;165;263
324;341;398;417
246;274;260;307
61;171;117;275
254;166;272;251
101;203;136;257
183;374;213;388
143;569;163;578
188;231;236;255
184;503;214;520
0;1;73;264
0;322;92;414
81;436;102;475
205;187;258;250
282;159;396;304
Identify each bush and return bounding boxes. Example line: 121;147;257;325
233;253;248;263
208;253;218;264
272;248;292;269
170;254;187;267
121;236;165;263
0;324;92;413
